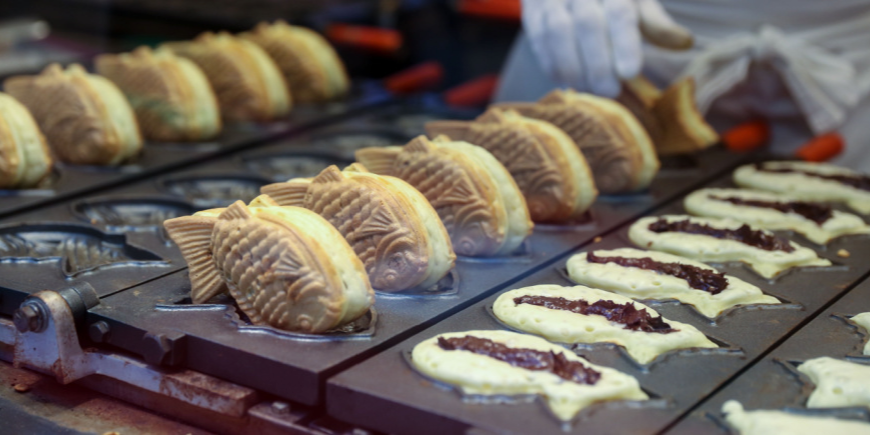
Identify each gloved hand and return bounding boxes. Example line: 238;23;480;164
522;0;693;97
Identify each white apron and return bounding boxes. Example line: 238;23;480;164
495;0;870;171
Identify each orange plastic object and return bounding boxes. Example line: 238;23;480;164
795;132;845;162
458;0;522;21
444;74;500;108
326;24;402;54
384;61;445;95
723;119;770;152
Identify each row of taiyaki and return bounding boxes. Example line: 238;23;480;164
0;20;349;187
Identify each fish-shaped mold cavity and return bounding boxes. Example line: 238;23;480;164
163;199;374;333
684;188;870;245
492;89;659;194
260;165;455;292
492;284;717;364
566;248;781;318
734;161;870;215
721;400;870;435
426;108;597;223
355;135;533;257
628;215;832;279
798;357;870;410
411;329;648;422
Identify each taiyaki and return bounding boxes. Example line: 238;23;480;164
853;312;870;356
241;21;349;103
566;248;780;318
95;46;222;142
4;64;142;165
0;92;53;188
721;400;870;435
411;329;648;421
493;89;659;193
493;285;717;364
617;76;664;146
629;215;832;279
162;31;291;122
163;199;374;333
650;78;719;155
261;164;455;292
798;357;870;410
684;188;870;245
355;135;533;257
426;108;597;223
734;161;870;215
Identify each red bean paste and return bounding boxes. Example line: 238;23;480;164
587;251;728;295
709;195;833;225
437;335;601;384
648;218;795;253
755;163;870;192
512;295;678;334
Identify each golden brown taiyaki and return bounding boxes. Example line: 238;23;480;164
261;165;455;292
95;46;222;142
4;64;142;166
163;199;374;333
241;21;349;103
356;135;533;257
494;89;660;194
651;78;719;155
162;32;291;122
0;92;53;188
426;108;597;223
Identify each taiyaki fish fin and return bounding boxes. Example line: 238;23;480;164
313;165;344;183
344;162;370;173
249;194;280;208
357;205;395;238
538;89;570;104
404;135;436;152
476;108;509;124
441;179;476;204
489;102;536;117
163;215;227;304
425;120;470;141
260;180;310;207
220;200;253;221
355;146;402;175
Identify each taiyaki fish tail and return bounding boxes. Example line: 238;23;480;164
260;178;311;207
355;146;403;175
164;213;227;303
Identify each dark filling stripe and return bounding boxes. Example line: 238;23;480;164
437;335;601;385
754;163;870;192
587;251;728;295
648;218;795;253
709;195;833;225
513;295;677;334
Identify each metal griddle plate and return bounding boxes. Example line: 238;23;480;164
325;170;870;435
670;276;870;434
0;85;391;221
70;145;751;407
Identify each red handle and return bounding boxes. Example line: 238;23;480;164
384;61;445;95
443;74;500;107
458;0;521;21
795;132;844;162
722;119;770;152
326;24;402;54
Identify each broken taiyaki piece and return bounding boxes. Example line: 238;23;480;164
684;188;870;245
260;164;455;293
651;78;719;155
355;135;533;257
493;89;659;194
721;400;870;435
411;329;648;422
493;284;717;365
566;248;780;318
163;200;374;334
426;108;597;223
798;357;870;410
628;215;832;279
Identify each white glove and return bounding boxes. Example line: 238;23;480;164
522;0;693;97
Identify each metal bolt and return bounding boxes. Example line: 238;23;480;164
13;301;47;333
89;321;111;343
271;401;291;414
142;333;172;366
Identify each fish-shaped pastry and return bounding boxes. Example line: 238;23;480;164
721;401;870;435
261;164;455;292
0;92;53;188
493;284;717;364
629;215;831;279
684;188;870;245
798;357;870;410
734;161;870;215
411;329;648;422
355;135;532;257
163;199;374;333
566;248;780;318
493;89;659;194
649;78;719;155
426;108;597;223
853;312;870;356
